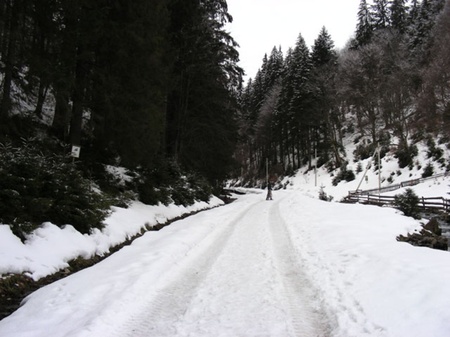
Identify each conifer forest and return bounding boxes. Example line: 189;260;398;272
0;0;449;234
238;0;449;182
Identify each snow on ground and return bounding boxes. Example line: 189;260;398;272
1;138;450;336
1;189;450;337
0;197;223;280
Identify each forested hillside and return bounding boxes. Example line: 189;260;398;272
235;0;449;184
1;0;449;235
0;1;242;235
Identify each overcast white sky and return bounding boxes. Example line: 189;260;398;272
226;0;361;81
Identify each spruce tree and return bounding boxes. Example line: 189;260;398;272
0;0;24;119
265;46;283;89
408;0;445;62
91;0;170;167
390;0;408;34
311;27;338;167
286;34;313;169
354;0;373;48
165;0;242;185
311;27;337;67
371;0;390;30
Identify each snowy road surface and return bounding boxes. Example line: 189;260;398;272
104;194;329;337
2;190;450;336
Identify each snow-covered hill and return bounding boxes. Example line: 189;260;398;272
282;137;449;202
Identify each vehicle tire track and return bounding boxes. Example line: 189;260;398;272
268;197;332;337
97;200;266;337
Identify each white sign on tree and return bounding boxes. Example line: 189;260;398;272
71;145;81;158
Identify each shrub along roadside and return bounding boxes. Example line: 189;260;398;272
0;139;217;240
134;161;212;207
0;141;110;239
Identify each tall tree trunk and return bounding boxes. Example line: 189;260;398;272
51;88;70;141
70;47;88;148
0;0;20;119
34;80;48;118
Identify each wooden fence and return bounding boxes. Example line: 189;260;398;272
348;172;449;196
344;193;450;212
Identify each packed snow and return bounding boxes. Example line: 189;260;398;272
1;140;450;336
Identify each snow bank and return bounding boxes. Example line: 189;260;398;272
0;197;223;280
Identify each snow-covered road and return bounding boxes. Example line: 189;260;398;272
2;190;450;337
79;194;330;337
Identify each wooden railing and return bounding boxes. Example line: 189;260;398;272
344;193;450;212
348;172;449;196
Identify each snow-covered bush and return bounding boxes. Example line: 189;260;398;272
332;164;355;186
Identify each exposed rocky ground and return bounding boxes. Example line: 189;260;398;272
397;217;449;251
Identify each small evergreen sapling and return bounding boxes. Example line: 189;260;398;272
394;188;420;219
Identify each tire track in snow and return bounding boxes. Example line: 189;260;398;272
268;197;332;337
98;200;263;337
280;197;386;336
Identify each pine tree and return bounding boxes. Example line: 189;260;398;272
390;0;408;34
408;0;420;25
165;0;242;184
0;0;25;119
311;27;339;167
286;34;313;169
354;0;373;48
90;0;170;167
27;0;60;118
371;0;390;29
408;0;445;62
264;47;283;92
311;27;337;67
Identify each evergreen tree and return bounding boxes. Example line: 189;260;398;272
311;27;339;167
354;0;374;47
371;0;390;29
90;0;170;167
0;0;26;120
418;0;450;132
265;46;283;89
165;0;242;185
390;0;408;34
285;34;313;168
311;27;337;67
50;0;80;142
27;0;60;118
408;0;445;62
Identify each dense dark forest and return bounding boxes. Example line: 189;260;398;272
0;0;242;234
235;0;450;183
0;0;242;175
